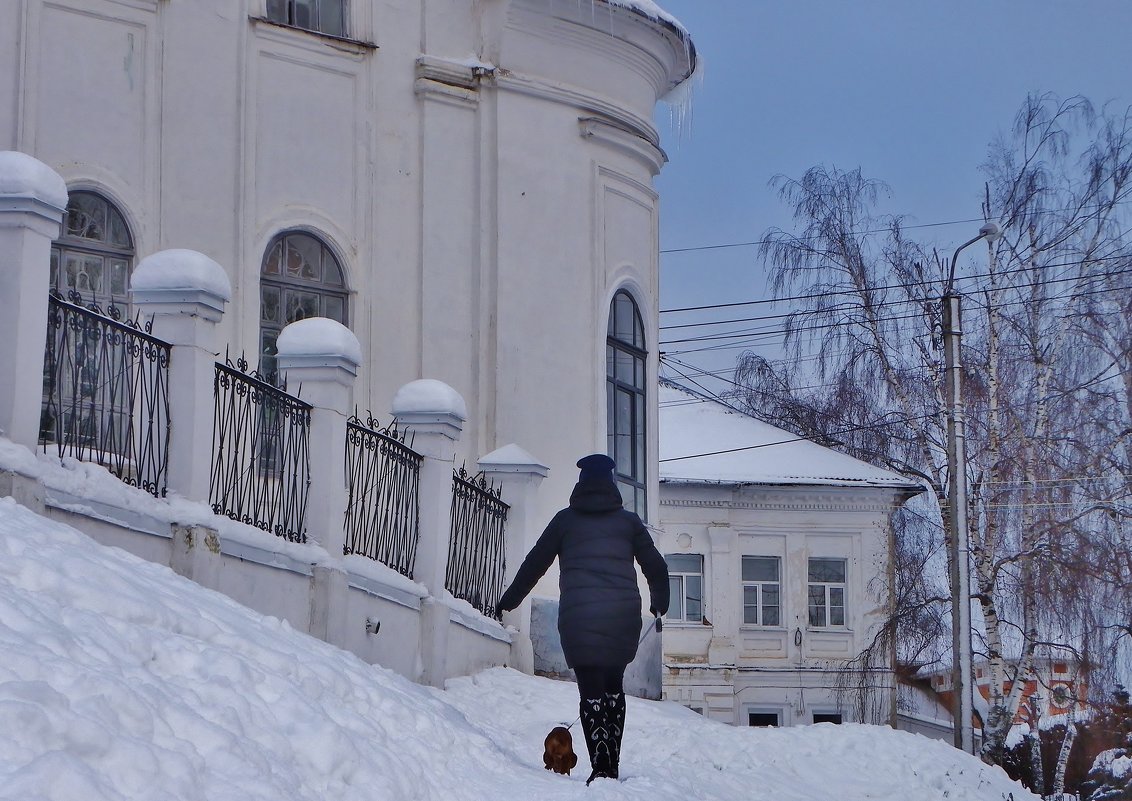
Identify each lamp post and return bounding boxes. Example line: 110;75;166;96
943;222;1000;754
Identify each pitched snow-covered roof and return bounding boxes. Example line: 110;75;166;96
658;382;923;490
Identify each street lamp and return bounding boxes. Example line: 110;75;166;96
943;221;1000;754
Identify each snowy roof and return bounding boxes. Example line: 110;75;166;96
658;382;923;490
606;0;686;35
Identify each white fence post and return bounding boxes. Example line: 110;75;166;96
0;152;66;450
478;444;548;674
392;379;466;687
130;249;231;503
275;318;360;649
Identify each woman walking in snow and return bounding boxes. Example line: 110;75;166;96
496;453;669;785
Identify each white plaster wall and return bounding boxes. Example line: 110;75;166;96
1;0;688;540
656;482;908;726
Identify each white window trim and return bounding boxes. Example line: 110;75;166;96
807;557;848;629
741;555;782;628
666;554;704;625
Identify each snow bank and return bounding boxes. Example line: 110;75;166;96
0;496;1036;800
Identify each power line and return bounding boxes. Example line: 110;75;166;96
659;200;1132;256
661;257;1131;331
660;271;1132;351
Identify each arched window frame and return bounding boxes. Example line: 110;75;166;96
50;190;135;310
606;288;648;519
259;230;350;377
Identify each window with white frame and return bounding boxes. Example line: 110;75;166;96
807;557;847;627
742;555;781;626
665;554;703;624
266;0;347;37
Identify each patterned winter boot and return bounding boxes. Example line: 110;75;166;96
579;697;614;785
604;691;626;780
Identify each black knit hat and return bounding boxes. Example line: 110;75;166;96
576;453;616;483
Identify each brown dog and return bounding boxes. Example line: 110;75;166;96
543;726;578;775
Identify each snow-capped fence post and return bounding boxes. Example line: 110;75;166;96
274;318;359;556
478;444;548;674
392;379;465;687
0;152;67;451
130;250;231;503
275;318;360;649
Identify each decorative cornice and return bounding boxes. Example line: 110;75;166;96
414;56;494;106
494;70;660;148
659;491;906;514
579;117;666;174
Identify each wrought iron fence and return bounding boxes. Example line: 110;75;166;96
210;356;311;541
343;412;423;575
446;465;509;618
39;290;171;497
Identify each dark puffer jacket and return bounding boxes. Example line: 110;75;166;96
497;477;669;669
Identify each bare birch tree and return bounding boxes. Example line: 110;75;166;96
730;93;1132;769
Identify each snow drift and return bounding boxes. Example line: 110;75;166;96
0;497;1036;800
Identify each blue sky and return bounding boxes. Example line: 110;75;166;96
653;1;1132;382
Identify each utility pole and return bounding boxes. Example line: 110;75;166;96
943;222;1000;754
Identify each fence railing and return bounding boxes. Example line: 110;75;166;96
210;357;311;542
343;413;423;575
39;290;171;497
446;465;509;618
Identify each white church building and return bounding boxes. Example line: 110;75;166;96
0;0;694;690
655;381;924;726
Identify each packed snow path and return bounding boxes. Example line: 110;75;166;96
0;498;1035;800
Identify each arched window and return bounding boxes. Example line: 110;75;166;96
607;289;647;519
259;230;349;376
50;191;134;309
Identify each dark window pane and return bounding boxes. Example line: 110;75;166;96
108;207;131;248
68;193;106;240
809;558;845;583
261;286;281;323
293;0;316;29
322;294;345;323
319;0;346;36
743;556;778;582
606;345;615;379
266;0;288;23
685;575;701;621
666;554;702;573
263;241;283;276
749;713;779;727
50;249;59;289
615;389;633;473
808;585;826;627
763;603;780;627
109;259;129;297
666;576;681;620
743;585;759;624
285;290;319;323
614;348;635;384
286;235;321;280
813;713;842;725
